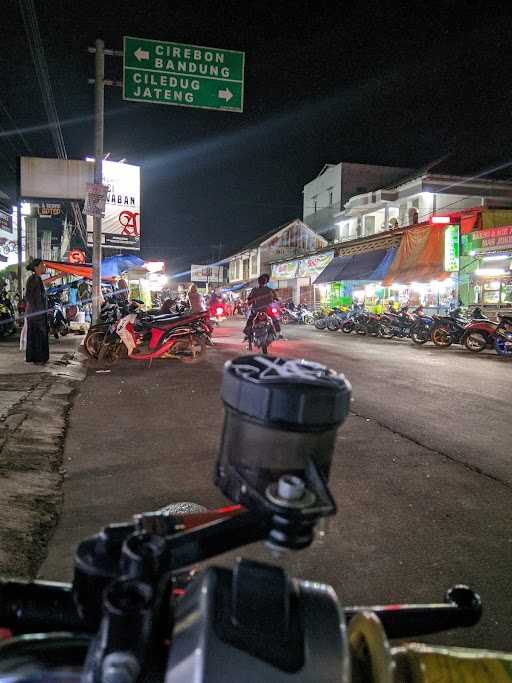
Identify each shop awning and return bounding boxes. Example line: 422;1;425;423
314;248;395;284
314;256;351;284
383;224;448;285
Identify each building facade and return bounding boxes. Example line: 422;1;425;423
303;162;411;241
227;219;327;288
335;173;512;243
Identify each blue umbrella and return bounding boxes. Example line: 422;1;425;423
101;255;145;277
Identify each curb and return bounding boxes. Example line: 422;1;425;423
0;354;86;578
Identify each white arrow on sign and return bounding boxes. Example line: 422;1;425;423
134;47;150;61
218;88;233;103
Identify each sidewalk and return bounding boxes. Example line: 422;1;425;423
0;334;86;578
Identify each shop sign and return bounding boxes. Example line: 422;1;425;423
191;264;224;282
471;225;512;251
0;209;11;234
271;259;299;279
444;225;459;272
68;250;86;264
37;202;61;218
297;251;334;278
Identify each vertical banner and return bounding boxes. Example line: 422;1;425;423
444;225;460;272
87;160;141;250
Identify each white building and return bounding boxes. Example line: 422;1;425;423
303;162;411;240
227;218;327;286
335;172;512;242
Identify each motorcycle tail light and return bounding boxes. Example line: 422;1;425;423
216;307;224;316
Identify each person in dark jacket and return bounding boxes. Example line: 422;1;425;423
25;258;49;365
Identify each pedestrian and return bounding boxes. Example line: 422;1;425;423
24;258;50;365
188;284;204;313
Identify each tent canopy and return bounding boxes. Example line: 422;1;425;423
383;225;448;285
314;248;395;284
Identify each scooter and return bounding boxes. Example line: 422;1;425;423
98;308;210;365
247;309;277;355
461;309;498;353
47;294;70;339
378;305;415;339
409;306;435;345
494;314;512;356
0;296;16;338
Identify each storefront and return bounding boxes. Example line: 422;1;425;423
271;251;334;306
461;224;512;309
314;247;398;311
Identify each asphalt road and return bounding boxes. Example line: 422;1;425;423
41;319;512;650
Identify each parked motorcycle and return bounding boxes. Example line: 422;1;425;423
47;294;70;339
461;308;499;353
378;305;415;339
0;295;16;338
430;307;476;348
247;310;277;355
83;301;131;358
409;306;435;345
282;303;314;325
494;314;512;356
98;308;210;365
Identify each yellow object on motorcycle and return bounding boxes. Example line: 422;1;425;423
348;611;512;682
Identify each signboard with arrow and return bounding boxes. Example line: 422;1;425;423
123;36;244;112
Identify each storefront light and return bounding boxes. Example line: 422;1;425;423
490;281;501;289
431;216;451;224
482;254;509;262
475;268;505;277
364;284;376;296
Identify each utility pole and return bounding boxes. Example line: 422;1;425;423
16;203;22;297
92;38;104;322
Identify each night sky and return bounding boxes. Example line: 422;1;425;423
2;0;512;272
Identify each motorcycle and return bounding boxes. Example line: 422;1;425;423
378;305;415;339
494;314;512;356
282;303;314;325
83;301;132;359
47;294;70;339
98;308;211;365
0;296;16;338
430;307;486;348
461;308;500;353
247;309;277;354
0;354;500;683
409;306;435;345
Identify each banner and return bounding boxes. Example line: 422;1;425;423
191;264;224;283
297;251;334;278
467;225;512;252
87;161;141;250
271;259;299;279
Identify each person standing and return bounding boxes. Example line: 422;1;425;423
188;284;204;313
25;258;49;365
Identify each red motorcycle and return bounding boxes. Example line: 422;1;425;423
98;309;212;365
461;309;498;353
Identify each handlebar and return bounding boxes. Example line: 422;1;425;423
0;355;506;682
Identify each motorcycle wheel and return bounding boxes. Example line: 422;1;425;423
179;336;206;364
378;325;394;339
314;318;327;330
431;326;452;348
464;332;488;353
84;329;106;358
326;317;340;331
341;321;354;334
97;341;119;366
411;325;429;345
304;314;314;325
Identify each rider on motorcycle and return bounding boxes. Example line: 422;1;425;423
243;274;282;341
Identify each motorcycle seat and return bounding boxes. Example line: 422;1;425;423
144;313;206;329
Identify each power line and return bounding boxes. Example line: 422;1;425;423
18;0;87;246
0;98;33;153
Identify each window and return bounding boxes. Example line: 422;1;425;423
364;215;375;235
408;207;419;225
312;196;318;213
250;253;258;275
243;259;250;281
356;218;362;237
235;260;240;279
327;188;334;207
